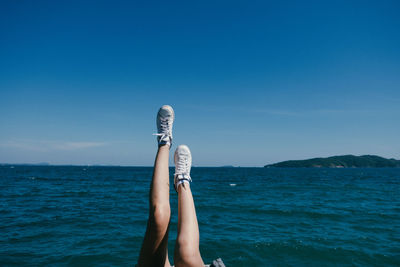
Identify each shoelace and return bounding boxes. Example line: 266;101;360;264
175;156;191;181
153;117;172;140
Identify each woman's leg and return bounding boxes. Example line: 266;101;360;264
173;145;204;267
174;184;204;267
138;105;174;267
138;145;171;267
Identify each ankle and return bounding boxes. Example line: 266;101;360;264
158;143;170;149
176;181;190;192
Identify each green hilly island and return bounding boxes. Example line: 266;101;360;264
265;155;400;168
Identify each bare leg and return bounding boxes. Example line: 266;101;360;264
174;184;204;267
138;145;171;267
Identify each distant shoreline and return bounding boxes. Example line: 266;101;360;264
0;163;243;168
3;155;400;168
265;155;400;168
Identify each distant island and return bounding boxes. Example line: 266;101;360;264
0;162;50;166
265;155;400;168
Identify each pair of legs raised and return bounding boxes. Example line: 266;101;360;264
138;145;204;267
138;106;204;267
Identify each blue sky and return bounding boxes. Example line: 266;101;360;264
1;0;399;166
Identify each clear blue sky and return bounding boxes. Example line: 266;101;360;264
1;0;399;166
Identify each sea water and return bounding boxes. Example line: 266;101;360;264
1;166;399;266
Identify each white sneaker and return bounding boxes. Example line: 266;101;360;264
174;145;192;192
153;105;174;147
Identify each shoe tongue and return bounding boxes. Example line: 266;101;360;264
179;152;189;157
159;108;170;116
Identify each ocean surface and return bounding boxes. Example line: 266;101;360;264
1;166;399;266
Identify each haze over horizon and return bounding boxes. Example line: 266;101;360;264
1;1;399;167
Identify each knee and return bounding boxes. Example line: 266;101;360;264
174;237;200;266
150;204;170;230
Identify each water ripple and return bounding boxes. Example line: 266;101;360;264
1;166;399;266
